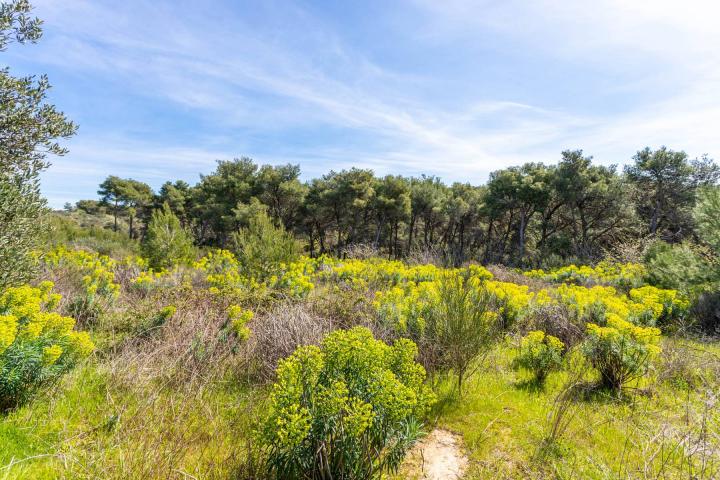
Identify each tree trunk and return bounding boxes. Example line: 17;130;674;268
483;220;493;263
650;197;661;235
407;214;416;255
393;221;399;259
113;200;119;232
518;213;526;263
374;218;383;250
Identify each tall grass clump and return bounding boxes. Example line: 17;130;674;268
257;327;435;480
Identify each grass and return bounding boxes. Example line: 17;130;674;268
0;354;263;478
2;334;718;479
2;252;719;479
423;338;720;479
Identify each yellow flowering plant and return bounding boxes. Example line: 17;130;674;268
583;314;661;391
512;330;565;384
259;327;435;479
0;283;94;410
227;305;253;342
42;246;120;322
524;261;646;289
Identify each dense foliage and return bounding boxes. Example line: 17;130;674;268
0;0;76;289
259;327;435;480
0;282;93;410
583;315;661;391
73;146;718;268
142;203;195;270
512;330;564;385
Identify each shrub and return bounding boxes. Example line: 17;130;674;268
627;285;689;327
0;179;47;290
430;274;501;394
643;241;709;291
258;327;435;479
143;203;195;270
582;314;661;391
512;330;565;384
524;261;646;289
692;289;720;335
374;272;502;393
228;305;252;341
154;305;176;327
43;246;120;323
0;282;94;410
231;207;301;281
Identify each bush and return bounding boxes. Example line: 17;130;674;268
0;179;47;290
512;330;564;384
374;272;502;393
231;207;301;281
227;305;252;341
692;289;720;335
582;314;661;391
143;204;195;270
431;274;501;394
0;282;94;410
643;241;709;291
258;327;435;479
43;246;120;323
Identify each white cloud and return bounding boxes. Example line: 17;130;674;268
22;0;720;207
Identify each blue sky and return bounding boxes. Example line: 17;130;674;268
6;0;720;207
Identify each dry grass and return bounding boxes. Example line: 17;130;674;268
246;301;332;381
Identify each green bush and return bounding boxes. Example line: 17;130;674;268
694;186;720;254
0;179;47;290
430;274;501;394
259;327;435;480
582;314;661;392
44;212;140;258
692;289;720;335
512;330;564;384
231;206;301;281
143;204;195;270
643;241;709;291
0;282;94;410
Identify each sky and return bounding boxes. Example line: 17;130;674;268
6;0;720;207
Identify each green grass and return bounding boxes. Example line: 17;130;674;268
425;338;720;479
0;359;262;479
2;273;719;479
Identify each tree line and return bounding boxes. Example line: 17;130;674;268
74;147;718;266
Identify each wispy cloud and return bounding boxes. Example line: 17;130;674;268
10;0;720;206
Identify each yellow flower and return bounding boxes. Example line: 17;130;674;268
42;344;63;365
0;314;18;353
69;331;95;357
23;321;43;339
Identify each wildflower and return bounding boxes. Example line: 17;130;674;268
42;345;63;365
